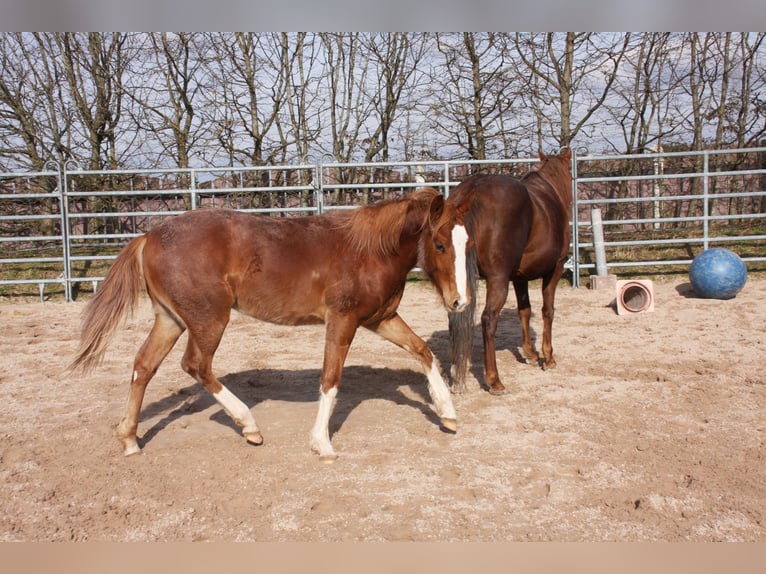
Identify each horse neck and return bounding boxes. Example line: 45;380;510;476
344;196;425;271
402;209;431;269
527;166;572;210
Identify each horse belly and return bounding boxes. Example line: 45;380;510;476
233;268;329;326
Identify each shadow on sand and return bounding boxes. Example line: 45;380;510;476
136;364;441;450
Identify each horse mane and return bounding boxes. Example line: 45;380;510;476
342;188;439;256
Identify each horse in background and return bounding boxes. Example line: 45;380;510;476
70;188;472;461
448;149;573;395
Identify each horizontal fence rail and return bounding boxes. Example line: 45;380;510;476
1;147;764;301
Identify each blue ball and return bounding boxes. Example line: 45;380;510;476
689;248;748;299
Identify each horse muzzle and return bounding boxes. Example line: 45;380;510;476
446;294;470;314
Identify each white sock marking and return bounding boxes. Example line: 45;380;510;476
213;384;259;435
426;360;456;420
310;386;338;457
452;224;469;306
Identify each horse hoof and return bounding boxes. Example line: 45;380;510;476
319;453;338;464
245;431;264;446
122;444;142;457
440;418;458;433
488;385;507;396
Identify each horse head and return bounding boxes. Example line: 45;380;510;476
417;188;473;313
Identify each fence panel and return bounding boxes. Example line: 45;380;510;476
0;164;66;300
1;148;764;301
573;147;766;286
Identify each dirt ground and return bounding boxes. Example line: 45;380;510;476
0;274;764;542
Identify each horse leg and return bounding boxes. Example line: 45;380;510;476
310;315;358;462
117;311;184;456
481;276;510;395
513;278;540;365
181;320;263;447
539;266;564;370
371;313;457;431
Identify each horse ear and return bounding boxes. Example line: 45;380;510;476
430;192;445;215
538;150;547;162
560;147;572;159
428;193;445;227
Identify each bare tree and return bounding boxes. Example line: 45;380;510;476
606;32;688;154
704;32;766;149
428;32;520;160
360;33;428;163
317;32;369;163
511;32;630;151
205;32;288;167
278;32;324;164
55;32;130;171
0;33;59;171
125;32;209;170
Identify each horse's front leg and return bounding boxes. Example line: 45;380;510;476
539;266;564;370
513;278;540;365
481;276;510;395
371;313;457;432
310;315;357;462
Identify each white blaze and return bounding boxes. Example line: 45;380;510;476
451;224;469;306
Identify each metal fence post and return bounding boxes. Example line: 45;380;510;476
315;162;324;214
571;148;583;287
442;161;452;197
60;161;73;302
703;150;710;251
312;154;334;214
315;158;323;215
191;168;198;210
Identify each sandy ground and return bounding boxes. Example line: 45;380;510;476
0;275;764;542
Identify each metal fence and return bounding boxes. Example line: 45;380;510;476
1;147;765;301
572;147;766;286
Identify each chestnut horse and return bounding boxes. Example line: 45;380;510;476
70;188;471;461
448;149;573;394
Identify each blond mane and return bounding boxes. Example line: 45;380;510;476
343;188;439;256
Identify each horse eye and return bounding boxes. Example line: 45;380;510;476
435;242;446;254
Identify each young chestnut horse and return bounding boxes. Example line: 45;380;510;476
448;149;573;395
70;188;471;461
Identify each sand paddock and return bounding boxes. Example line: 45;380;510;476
0;276;764;541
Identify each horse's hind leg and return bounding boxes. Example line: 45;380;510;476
513;278;540;365
181;323;263;447
370;314;457;431
117;312;184;456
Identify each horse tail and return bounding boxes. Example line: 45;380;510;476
69;235;147;373
448;244;478;393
